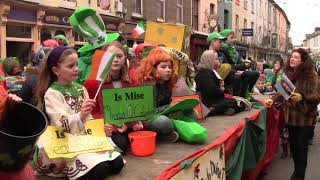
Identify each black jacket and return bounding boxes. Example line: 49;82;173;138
195;68;225;107
155;83;172;108
218;48;242;70
16;75;38;105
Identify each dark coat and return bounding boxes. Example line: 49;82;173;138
273;71;320;126
17;75;38;105
195;68;225;107
155;83;172;108
218;48;242;70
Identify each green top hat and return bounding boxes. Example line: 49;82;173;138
207;32;225;42
69;7;119;52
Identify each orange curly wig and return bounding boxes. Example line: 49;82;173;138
135;47;176;89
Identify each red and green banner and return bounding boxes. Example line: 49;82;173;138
156;104;281;180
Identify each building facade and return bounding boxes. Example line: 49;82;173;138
219;0;290;63
0;0;122;65
303;28;320;59
122;0;192;48
190;0;219;64
187;0;290;64
1;0;290;67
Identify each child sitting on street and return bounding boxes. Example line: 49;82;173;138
253;77;265;94
84;41;143;153
34;46;124;180
135;47;198;142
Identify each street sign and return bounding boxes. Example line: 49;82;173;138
242;29;253;36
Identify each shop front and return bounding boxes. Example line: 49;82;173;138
41;11;73;45
5;6;37;66
190;31;209;65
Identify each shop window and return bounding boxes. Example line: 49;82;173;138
55;30;66;36
6;25;31;38
6;41;33;67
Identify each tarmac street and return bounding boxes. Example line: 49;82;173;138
262;122;320;180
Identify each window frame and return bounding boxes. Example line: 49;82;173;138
192;0;199;30
157;0;166;21
210;3;215;14
177;0;183;23
251;0;255;14
132;0;143;18
244;0;248;10
6;24;33;40
235;14;239;38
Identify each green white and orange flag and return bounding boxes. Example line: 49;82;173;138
89;50;115;81
132;21;145;39
89;50;116;100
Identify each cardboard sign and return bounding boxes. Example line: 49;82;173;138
102;86;155;126
172;95;203;120
171;144;226;180
144;21;185;51
39;119;114;159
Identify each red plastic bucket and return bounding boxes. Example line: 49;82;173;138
128;131;157;157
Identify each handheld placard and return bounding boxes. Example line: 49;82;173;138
93;52;116;101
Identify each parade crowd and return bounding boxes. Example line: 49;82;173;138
1;7;320;180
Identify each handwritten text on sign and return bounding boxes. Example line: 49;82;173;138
39;119;113;159
171;144;226;180
102;86;155;126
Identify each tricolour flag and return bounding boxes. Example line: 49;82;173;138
89;50;115;81
132;21;145;39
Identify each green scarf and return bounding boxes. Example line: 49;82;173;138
221;42;237;65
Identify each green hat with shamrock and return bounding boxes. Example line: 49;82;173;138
207;32;225;42
69;7;119;52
